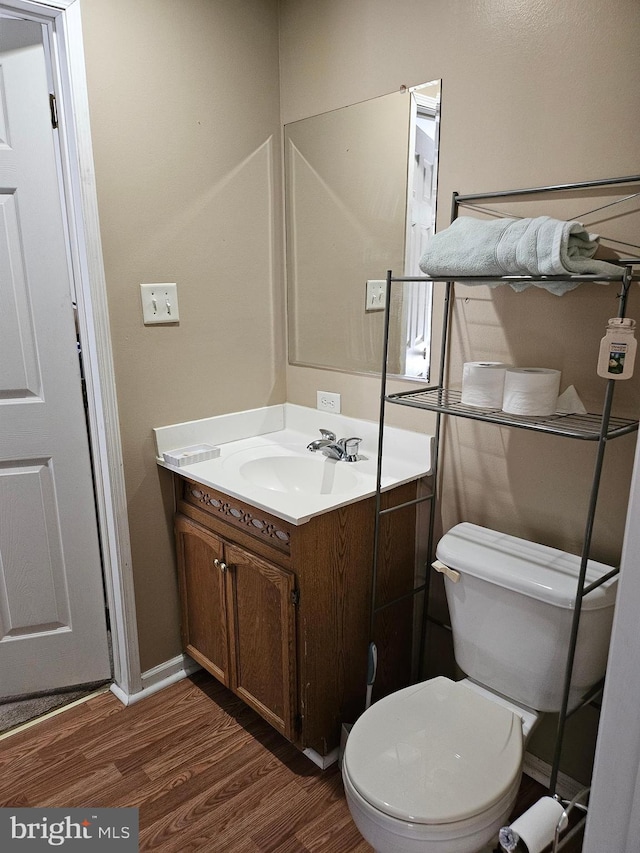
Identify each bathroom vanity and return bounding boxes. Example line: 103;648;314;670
155;404;432;760
174;475;418;756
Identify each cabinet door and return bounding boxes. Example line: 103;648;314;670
224;542;298;741
175;515;230;686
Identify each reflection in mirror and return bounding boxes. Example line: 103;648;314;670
285;81;441;380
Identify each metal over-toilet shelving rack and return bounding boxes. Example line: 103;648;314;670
370;174;640;811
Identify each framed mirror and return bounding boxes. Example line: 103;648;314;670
284;80;441;380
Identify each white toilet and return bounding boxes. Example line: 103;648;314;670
342;522;618;853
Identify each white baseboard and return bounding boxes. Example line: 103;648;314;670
523;751;586;801
110;654;200;706
303;746;339;769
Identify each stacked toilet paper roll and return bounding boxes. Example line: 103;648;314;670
502;368;561;417
461;362;510;409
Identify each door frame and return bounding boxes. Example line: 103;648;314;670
1;0;142;698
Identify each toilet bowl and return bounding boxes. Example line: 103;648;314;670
342;677;525;853
343;522;618;853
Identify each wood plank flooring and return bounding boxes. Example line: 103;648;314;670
0;670;582;852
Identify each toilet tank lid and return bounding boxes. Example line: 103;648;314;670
435;523;617;610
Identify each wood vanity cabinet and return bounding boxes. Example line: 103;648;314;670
174;473;420;758
175;515;297;739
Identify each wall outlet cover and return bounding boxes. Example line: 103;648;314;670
317;391;341;413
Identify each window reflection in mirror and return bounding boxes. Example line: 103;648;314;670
403;84;440;380
284;80;441;381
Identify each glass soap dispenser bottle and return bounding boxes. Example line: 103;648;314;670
597;317;637;379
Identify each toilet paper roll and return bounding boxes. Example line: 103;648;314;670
502;368;561;417
507;796;567;853
461;362;510;408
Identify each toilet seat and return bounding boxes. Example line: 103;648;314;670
343;676;523;826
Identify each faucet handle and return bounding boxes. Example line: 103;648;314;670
319;428;337;442
342;437;362;461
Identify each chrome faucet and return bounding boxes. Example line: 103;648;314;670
307;430;362;462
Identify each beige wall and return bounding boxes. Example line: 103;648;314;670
281;0;640;557
279;0;640;783
78;0;640;766
80;0;284;671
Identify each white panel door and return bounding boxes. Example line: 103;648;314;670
0;18;111;697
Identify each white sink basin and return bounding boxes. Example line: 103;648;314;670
155;404;433;524
225;445;362;495
239;455;359;495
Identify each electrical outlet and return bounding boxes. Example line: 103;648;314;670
317;391;341;413
140;283;179;324
365;279;387;311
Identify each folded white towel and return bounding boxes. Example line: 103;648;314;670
418;216;623;295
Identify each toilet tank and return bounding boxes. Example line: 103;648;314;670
435;523;618;713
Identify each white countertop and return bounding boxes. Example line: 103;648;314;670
154;403;432;525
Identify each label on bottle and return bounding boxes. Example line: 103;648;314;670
606;342;628;374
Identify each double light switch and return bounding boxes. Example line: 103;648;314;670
140;283;179;324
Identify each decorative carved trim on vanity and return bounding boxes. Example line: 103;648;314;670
182;479;291;551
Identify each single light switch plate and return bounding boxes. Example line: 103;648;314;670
317;391;341;413
365;280;386;312
141;283;179;324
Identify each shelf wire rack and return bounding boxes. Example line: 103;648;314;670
369;173;640;808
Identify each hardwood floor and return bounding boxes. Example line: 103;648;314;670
0;670;582;852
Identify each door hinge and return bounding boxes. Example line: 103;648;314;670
291;588;300;606
49;93;58;129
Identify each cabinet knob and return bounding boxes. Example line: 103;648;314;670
213;558;228;573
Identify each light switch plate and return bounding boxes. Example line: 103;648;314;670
141;283;179;324
365;279;386;311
